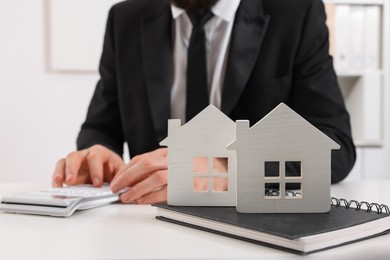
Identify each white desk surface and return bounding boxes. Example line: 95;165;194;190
0;181;389;260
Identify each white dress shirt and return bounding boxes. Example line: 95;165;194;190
170;0;241;122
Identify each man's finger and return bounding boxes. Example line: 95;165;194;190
111;155;166;192
120;170;167;203
52;159;66;187
64;149;89;185
110;153;146;185
134;186;168;204
86;150;105;187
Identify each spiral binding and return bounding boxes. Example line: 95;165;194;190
331;197;390;214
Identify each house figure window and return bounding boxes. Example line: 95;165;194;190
193;157;228;192
264;161;303;199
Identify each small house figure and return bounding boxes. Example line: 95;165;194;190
227;103;340;213
160;105;237;206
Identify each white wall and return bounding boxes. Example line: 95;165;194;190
0;0;97;183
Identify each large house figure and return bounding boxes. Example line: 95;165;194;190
160;105;237;206
227;103;340;213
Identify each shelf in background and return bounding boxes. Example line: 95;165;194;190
324;0;384;5
338;74;383;147
335;70;383;78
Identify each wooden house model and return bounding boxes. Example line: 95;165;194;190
227;103;340;213
160;105;237;206
161;103;339;213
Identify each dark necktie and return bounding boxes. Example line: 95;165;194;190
186;10;213;122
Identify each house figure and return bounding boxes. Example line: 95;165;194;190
160;105;237;206
227;103;340;213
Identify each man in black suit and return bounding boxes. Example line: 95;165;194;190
52;0;356;204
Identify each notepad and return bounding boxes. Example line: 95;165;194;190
154;198;390;254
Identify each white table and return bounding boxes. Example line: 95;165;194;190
0;181;389;260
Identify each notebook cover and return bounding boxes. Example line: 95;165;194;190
154;204;390;239
156;215;390;255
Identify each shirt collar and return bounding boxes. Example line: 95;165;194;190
171;0;241;22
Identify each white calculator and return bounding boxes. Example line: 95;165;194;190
0;184;126;217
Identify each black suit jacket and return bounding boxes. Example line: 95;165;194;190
77;0;356;183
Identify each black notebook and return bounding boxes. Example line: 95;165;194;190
154;198;390;255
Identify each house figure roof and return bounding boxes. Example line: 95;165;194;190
228;103;340;151
161;105;236;147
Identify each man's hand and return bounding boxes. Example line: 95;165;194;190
56;146;227;205
109;150;228;204
52;144;125;188
110;148;168;204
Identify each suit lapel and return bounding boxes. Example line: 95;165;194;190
221;0;270;115
141;2;173;142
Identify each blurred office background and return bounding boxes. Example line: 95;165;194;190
0;0;389;183
0;0;105;183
